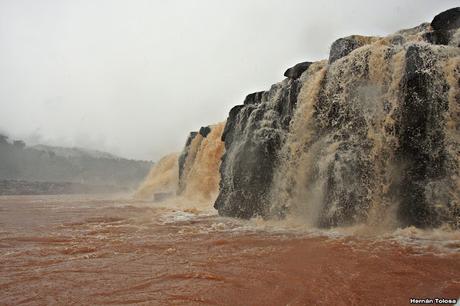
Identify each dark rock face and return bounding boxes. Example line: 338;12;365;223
328;36;372;64
427;7;460;45
431;7;460;31
199;126;211;137
397;45;450;228
284;62;312;79
244;91;265;105
214;79;302;218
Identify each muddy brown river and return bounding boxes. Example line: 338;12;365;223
0;195;459;305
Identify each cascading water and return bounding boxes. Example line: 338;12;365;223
180;122;225;202
270;39;410;228
269;61;329;226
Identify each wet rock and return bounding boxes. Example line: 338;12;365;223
244;91;266;105
199;126;211;138
283;62;312;79
396;44;450;228
328;35;374;64
431;7;460;31
185;132;198;146
427;7;460;45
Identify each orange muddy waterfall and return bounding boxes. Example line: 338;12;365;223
181;122;225;202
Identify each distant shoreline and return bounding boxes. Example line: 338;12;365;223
0;179;130;196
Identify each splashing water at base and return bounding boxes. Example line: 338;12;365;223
134;153;179;199
1;194;459;306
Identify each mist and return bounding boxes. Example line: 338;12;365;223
0;0;457;160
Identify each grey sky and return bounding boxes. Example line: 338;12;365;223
0;0;457;160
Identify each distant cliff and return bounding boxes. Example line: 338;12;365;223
0;135;152;192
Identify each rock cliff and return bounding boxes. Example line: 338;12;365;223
213;7;460;228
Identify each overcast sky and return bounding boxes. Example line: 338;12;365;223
0;0;457;160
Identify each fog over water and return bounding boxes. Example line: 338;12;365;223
0;0;458;160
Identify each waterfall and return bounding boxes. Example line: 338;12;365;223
215;8;460;229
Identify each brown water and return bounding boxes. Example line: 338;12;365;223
1;195;459;305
